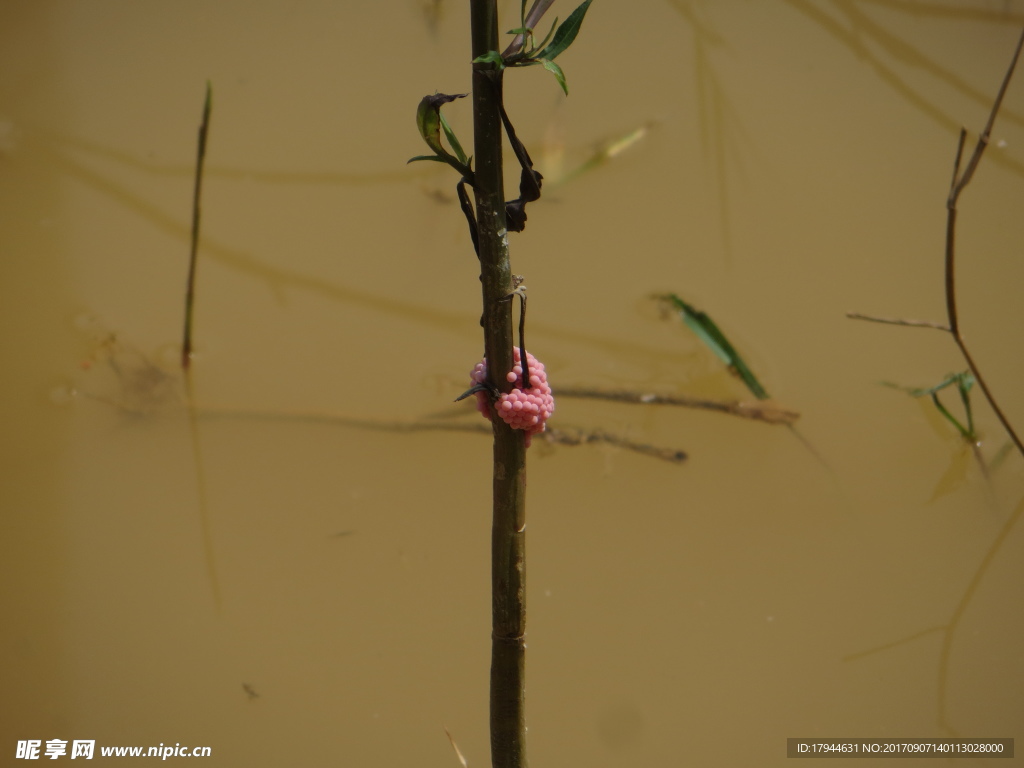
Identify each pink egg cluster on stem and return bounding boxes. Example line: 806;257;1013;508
470;348;554;446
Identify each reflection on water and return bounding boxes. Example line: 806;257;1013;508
69;314;184;415
3;2;1024;766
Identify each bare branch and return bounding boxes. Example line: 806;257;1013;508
195;404;689;463
554;387;800;425
846;312;951;332
945;27;1024;457
951;32;1024;197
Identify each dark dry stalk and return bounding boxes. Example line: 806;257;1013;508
945;28;1024;458
181;82;212;370
470;3;528;768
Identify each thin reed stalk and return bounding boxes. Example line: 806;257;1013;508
182;82;212;370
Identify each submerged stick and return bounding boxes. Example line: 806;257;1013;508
182;82;213;370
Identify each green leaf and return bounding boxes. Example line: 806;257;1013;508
931;392;974;440
407;154;449;164
882;371;976;441
439;112;468;166
659;293;770;400
535;0;592;61
540;58;568;95
956;372;975;437
414;92;471;176
416;93;465;155
526;16;559;56
472;50;505;70
886;371;972;399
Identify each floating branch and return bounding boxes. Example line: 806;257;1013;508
544;426;687;463
554;386;799;425
845;312;951;332
195;404;688;463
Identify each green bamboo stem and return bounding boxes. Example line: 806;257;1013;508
469;2;529;767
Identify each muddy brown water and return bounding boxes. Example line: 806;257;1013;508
2;2;1023;765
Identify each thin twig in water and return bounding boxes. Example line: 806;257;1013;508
553;386;799;425
544;427;687;463
443;727;469;768
944;28;1024;457
196;403;689;464
845;312;951;332
182;82;212;371
842;624;946;663
180;83;219;609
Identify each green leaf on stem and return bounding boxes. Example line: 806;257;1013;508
539;58;568;94
535;0;592;61
525;17;559;56
416;93;458;156
407;154;449;164
439;112;469;166
658;293;770;400
472;50;505;70
885;371;974;399
413;92;471;176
